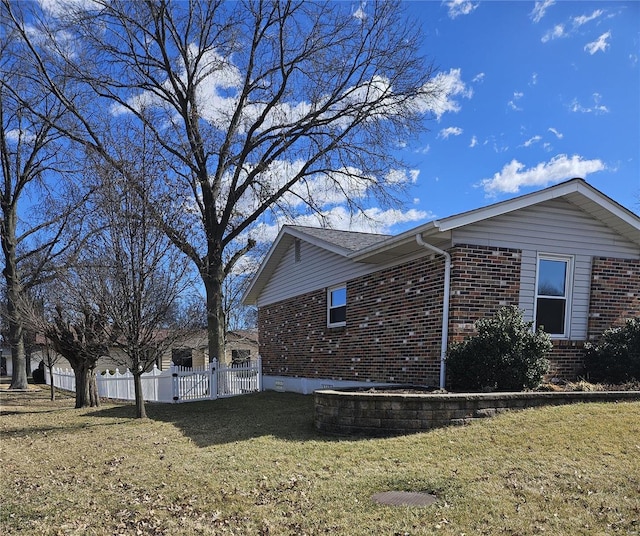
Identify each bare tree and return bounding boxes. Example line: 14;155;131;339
0;9;87;390
3;0;439;365
45;304;108;408
84;151;197;418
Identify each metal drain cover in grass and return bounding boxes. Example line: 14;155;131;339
371;491;437;507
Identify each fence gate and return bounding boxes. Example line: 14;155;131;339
171;358;263;402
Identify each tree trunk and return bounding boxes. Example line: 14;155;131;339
8;329;27;390
74;363;100;408
47;366;56;401
204;268;226;365
3;198;29;390
133;372;147;419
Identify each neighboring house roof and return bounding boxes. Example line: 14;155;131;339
228;330;259;344
243;178;640;304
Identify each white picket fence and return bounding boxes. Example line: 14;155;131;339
47;358;262;403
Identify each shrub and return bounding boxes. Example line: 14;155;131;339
584;318;640;383
446;306;552;392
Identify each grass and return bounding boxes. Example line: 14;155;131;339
1;386;639;535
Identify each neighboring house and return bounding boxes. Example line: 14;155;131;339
24;330;259;374
243;178;640;393
166;330;259;369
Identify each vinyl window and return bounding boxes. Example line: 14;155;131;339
327;285;346;327
534;255;572;337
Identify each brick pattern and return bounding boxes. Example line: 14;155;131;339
259;245;523;386
448;245;522;341
258;248;639;386
587;257;640;339
547;340;586;379
259;256;446;385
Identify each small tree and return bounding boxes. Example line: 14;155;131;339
446;306;552;392
584;318;640;384
45;305;109;408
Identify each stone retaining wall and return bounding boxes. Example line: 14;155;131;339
314;389;640;436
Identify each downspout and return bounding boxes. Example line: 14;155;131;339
416;233;451;390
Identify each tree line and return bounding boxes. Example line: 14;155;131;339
1;0;438;417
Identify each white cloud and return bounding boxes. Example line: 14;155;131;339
420;68;473;120
472;72;485;83
573;10;603;27
253;205;431;242
469;136;478;148
521;135;542;147
531;0;555;23
584;31;611;55
353;1;367;21
569;93;609;114
438;126;463;139
508;91;524;111
38;0;100;16
444;0;479;19
530;72;538;86
5;129;36;144
548;127;563;139
478;154;605;196
542;24;566;43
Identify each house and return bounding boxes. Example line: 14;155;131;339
21;329;259;375
243;178;640;393
166;330;259;369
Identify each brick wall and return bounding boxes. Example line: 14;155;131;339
548;340;586;379
448;245;523;341
259;244;524;387
587;257;640;339
258;248;639;387
259;255;446;386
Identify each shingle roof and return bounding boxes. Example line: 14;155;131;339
286;225;391;253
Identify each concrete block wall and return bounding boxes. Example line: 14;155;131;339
314;389;640;436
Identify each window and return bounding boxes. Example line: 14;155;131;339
232;349;251;364
534;255;572;337
327;285;346;327
171;348;193;368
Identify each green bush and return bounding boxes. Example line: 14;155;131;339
446;306;552;392
584;318;640;383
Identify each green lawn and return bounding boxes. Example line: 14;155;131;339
1;386;639;535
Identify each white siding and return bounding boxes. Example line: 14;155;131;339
454;198;639;339
257;240;385;307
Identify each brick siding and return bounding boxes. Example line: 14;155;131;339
258;249;638;387
587;257;640;339
259;245;523;386
448;245;522;341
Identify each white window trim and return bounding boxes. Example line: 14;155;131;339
533;253;574;339
327;284;347;328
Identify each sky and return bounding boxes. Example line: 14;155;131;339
387;0;639;232
18;0;640;245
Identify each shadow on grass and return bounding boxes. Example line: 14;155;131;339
89;391;344;447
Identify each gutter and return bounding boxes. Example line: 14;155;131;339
416;233;451;390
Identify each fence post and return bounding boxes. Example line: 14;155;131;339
171;364;180;403
257;356;262;392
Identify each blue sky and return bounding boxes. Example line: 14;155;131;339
394;0;639;229
23;0;640;245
